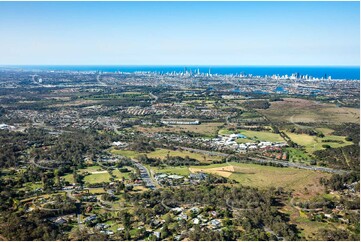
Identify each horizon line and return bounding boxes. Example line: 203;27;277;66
1;64;360;67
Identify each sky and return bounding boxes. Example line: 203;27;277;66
0;1;359;66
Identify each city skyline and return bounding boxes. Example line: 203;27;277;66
0;1;359;66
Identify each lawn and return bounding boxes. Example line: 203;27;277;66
79;165;103;173
88;187;106;194
62;174;74;184
112;168;132;180
148;165;191;176
218;129;234;135
83;172;112;184
236;138;255;144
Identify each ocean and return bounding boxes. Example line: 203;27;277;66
3;65;360;80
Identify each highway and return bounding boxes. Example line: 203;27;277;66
248;156;351;174
96;74;107;87
173;146;350;174
175;146;229;157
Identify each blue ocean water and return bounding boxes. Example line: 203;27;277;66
4;65;360;80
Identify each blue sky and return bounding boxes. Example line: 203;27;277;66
0;1;359;66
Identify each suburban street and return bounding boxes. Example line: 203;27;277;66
132;159;157;189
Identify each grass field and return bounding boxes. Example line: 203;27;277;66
314;127;334;136
112;168;132;180
84;172;112;184
188;162;330;193
23;182;43;190
149;165;191;176
135;122;223;137
110;149;140;158
88;188;106;194
111;148;222;163
62;174;74;184
259;98;360;124
286;148;312;163
79;165;103;173
284;129;353;154
219;128;284;142
235;138;255;144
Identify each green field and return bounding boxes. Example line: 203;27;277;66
219;128;284;142
110;150;140;158
88;187;106;194
79;165;103;173
235;138;255;144
62;174;74;184
285;129;353;154
189;162;329;193
112;168;132;180
23;182;43;190
60;165;112;185
286;148;312;163
149;165;191;176
84;172;112;184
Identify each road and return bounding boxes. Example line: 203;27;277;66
96;74;107;87
132;159;157;189
149;92;158;104
264;226;284;240
175;146;229;157
226;115;230;125
172;146;350;174
248;156;350;174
